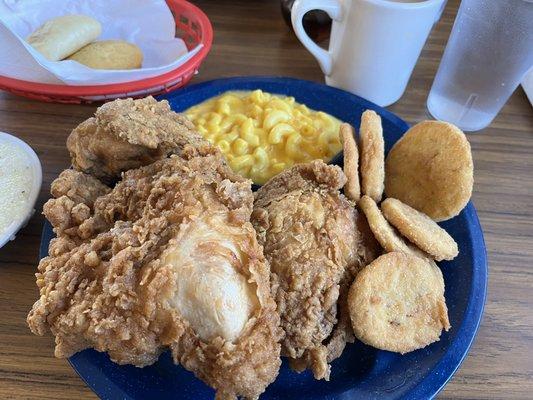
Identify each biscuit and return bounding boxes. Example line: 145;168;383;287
384;121;473;221
340;123;360;202
381;198;458;261
359;110;384;202
68;40;143;70
348;252;450;354
27;15;101;61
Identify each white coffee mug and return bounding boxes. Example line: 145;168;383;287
291;0;446;106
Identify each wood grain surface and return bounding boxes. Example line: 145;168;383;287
0;0;532;399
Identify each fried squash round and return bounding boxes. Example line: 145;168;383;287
384;121;473;221
348;252;450;354
359;110;385;202
382;198;458;261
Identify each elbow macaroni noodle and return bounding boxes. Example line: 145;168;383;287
185;90;342;184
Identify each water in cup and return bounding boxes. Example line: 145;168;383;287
427;0;533;131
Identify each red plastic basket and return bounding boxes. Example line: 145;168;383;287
0;0;213;104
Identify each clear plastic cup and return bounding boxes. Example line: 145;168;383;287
427;0;533;131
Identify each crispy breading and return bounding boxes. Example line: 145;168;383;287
384;121;473;221
288;210;380;376
340;123;360;202
359;110;385;202
43;170;112;249
252;160;377;380
381;198;458;261
348;252;450;354
325;210;380;359
67;97;207;183
50;169;110;207
358;195;426;258
28;148;282;400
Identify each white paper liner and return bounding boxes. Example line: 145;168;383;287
0;0;202;85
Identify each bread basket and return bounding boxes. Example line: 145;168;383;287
0;0;213;104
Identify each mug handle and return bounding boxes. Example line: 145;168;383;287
291;0;343;76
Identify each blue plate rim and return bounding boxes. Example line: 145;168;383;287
39;76;487;400
397;203;488;399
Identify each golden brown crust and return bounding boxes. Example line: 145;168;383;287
340;123;360;203
67;40;143;70
359;110;385;202
348;252;450;354
253;160;347;209
50;169;110;207
322;211;380;363
95;97;198;148
252;160;374;380
67;97;208;183
43;170;111;246
381;198;458;261
29;152;281;400
384;121;473;221
288;213;380;375
358;195;424;258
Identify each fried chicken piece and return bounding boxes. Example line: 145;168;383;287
251;160;378;380
28;146;282;400
316;210;379;366
42;169;112;253
67;96;207;183
50;169;111;207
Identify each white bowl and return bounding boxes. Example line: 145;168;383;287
0;132;42;249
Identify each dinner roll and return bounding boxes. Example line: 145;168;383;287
27;15;101;61
68;40;143;70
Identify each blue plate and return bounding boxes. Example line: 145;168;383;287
39;77;487;400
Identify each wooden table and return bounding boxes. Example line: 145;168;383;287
0;1;531;399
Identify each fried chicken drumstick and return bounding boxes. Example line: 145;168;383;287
251;161;378;380
28;145;282;400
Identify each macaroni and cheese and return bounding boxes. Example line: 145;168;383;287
185;90;342;184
